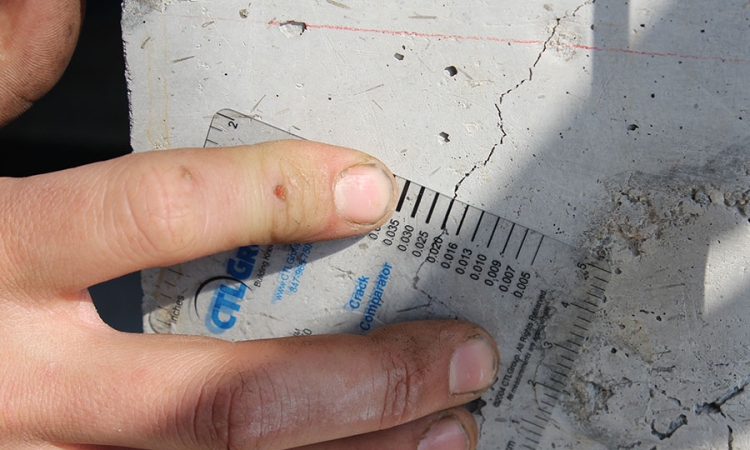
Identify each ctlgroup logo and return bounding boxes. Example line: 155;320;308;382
194;277;249;334
194;245;260;334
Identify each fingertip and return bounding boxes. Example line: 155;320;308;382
248;139;398;241
370;320;500;398
450;334;500;395
432;407;481;450
333;163;397;226
418;410;477;450
452;407;481;450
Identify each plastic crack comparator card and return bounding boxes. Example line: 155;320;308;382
142;109;611;450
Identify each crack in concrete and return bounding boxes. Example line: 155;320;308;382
494;103;508;147
728;425;734;450
331;266;356;279
453;144;497;198
497;17;562;106
650;414;688;440
492;0;593;141
695;377;750;417
408;229;463;316
465;397;488;435
571;0;596;18
486;19;559;164
451;2;592;199
452;1;594;200
412;228;447;294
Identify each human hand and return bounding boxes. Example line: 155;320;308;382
0;2;500;449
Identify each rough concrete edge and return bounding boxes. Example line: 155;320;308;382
120;1;151;155
121;0;163;29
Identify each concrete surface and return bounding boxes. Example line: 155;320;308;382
123;1;750;448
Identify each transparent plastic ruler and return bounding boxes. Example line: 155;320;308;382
142;109;611;450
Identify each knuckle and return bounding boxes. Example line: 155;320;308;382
189;367;291;450
123;163;203;257
190;371;248;450
378;348;427;428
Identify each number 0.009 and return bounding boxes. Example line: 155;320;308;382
483;259;502;286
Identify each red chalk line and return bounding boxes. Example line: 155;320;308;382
171;13;750;64
284;21;750;64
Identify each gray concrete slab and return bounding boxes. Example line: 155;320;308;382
124;1;750;448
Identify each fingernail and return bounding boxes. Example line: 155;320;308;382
334;164;395;224
417;417;469;450
450;336;498;395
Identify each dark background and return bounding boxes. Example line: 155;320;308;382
0;2;143;332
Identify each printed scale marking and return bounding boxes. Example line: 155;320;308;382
142;109;611;450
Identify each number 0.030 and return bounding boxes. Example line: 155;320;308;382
397;225;414;252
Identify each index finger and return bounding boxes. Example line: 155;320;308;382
0;141;397;296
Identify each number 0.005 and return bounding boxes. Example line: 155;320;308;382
513;272;531;298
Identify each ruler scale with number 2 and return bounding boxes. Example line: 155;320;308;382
142;109;611;450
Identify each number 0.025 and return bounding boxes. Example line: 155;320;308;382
412;230;429;258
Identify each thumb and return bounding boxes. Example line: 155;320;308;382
31;320;498;450
0;0;84;125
